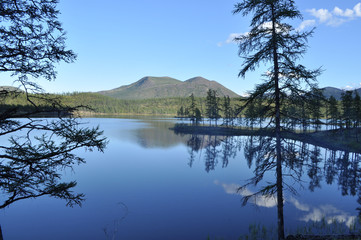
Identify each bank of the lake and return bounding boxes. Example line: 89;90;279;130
172;124;361;153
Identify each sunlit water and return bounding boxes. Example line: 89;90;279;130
1;117;359;239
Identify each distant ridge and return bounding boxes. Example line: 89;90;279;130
321;86;361;100
98;76;240;100
0;86;23;93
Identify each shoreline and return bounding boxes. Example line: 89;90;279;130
171;124;361;153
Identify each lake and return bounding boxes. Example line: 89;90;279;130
1;117;360;239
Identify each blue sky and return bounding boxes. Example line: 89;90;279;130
5;0;361;95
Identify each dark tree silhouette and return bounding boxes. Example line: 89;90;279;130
308;88;324;131
327;96;340;130
341;91;353;129
222;95;233;126
233;0;320;238
188;93;197;124
353;91;361;129
0;0;107;212
205;89;220;126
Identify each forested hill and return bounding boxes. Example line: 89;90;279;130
97;76;240;100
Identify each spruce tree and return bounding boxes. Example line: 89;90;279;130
233;1;320;238
206;89;220;126
222;95;233;126
341;91;353;129
328;96;340;130
353;91;361;128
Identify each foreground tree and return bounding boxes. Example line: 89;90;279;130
234;0;320;239
0;0;107;211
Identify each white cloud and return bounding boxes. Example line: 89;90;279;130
220;21;288;46
344;85;353;90
218;32;246;47
296;19;316;31
307;3;361;27
333;7;354;18
333;7;343;16
308;8;333;23
226;33;242;44
355;3;361;17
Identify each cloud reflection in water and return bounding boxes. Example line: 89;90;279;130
215;180;357;228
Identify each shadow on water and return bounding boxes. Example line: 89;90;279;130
181;131;361;238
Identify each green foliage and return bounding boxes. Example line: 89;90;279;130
206;89;221;125
0;90;243;117
327;96;341;130
0;0;107;211
353;92;361;128
342;91;354;129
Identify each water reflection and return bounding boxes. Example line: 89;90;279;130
183;132;361;233
112;119;189;148
186;134;242;172
216;179;357;229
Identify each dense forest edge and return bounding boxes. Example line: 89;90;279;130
2;87;361;153
170;88;361;153
0;90;242;116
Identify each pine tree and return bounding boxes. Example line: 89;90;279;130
352;91;361;128
327;96;340;130
0;0;107;212
188;93;197;124
233;1;320;238
222;95;234;126
206;89;220;126
308;88;324;131
341;91;353;129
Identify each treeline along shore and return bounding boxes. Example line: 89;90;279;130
0;90;242;116
172;124;361;153
171;88;361;154
2;88;361;153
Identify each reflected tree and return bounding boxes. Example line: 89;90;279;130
221;136;237;168
187;134;202;167
307;146;322;192
324;150;337;185
182;131;361;227
205;136;220;172
185;134;240;172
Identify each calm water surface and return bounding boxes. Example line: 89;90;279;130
1;117;359;239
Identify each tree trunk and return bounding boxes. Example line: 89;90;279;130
0;225;3;240
271;4;285;240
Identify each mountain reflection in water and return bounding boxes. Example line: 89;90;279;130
2;118;361;239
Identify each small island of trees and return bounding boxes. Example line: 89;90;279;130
177;88;361;137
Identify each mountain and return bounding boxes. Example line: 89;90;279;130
98;76;239;100
0;86;23;93
320;87;344;100
321;87;361;100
